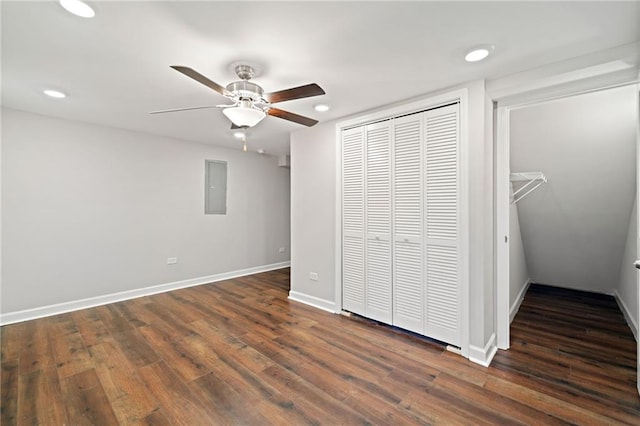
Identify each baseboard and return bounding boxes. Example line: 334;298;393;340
0;261;291;326
614;290;638;342
509;279;531;323
469;332;497;367
288;291;337;314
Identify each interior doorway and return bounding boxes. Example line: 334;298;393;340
495;82;640;394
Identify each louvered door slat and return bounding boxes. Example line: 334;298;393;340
366;123;391;235
366;238;392;323
392;115;424;334
365;121;392;324
424;104;461;346
342;127;365;315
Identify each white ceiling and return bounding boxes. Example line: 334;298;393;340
510;85;637;293
2;1;639;155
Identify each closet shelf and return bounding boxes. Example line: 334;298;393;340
510;172;547;204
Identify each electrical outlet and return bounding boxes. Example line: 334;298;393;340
167;257;177;265
309;272;318;281
279;247;285;253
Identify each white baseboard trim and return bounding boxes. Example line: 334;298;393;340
0;261;291;326
614;290;638;342
510;279;531;323
469;332;497;367
288;291;337;314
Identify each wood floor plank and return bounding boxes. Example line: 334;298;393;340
342;386;422;426
175;289;250;336
1;322;24;363
110;328;160;368
1;360;19;426
130;408;172;426
71;308;115;348
255;391;323;425
137;324;215;383
2;271;638;425
61;368;120;425
484;375;625;425
50;329;94;379
209;350;279;404
18;367;70;425
259;364;370;425
18;319;55;375
88;342;158;424
433;372;568;425
137;360;219;425
400;386;485;425
189;371;271;425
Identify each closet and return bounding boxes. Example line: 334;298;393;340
342;103;462;347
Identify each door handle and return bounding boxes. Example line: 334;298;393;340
635;260;640;269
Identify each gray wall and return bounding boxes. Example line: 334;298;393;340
290;121;337;305
1;108;291;313
510;85;637;294
509;185;530;314
618;195;638;336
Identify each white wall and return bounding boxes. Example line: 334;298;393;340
510;85;637;293
1;108;290;315
289;121;337;309
290;80;496;361
509;186;529;317
617;195;638;338
481;90;495;345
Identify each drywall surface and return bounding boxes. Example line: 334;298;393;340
509;185;529;309
1;108;290;313
510;85;636;293
617;195;638;335
482;89;495;344
290;121;337;306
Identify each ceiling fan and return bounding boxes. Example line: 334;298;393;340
150;64;325;128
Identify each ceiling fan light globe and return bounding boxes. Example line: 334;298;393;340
222;106;266;127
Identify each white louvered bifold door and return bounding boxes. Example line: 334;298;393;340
342;127;366;316
424;104;461;347
392;115;424;334
365;121;393;324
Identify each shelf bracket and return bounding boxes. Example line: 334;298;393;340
510;172;547;204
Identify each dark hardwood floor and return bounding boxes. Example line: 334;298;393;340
1;271;639;425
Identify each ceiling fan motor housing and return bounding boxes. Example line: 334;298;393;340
226;80;264;103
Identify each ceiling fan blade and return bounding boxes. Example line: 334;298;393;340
264;83;325;104
149;105;227;114
268;107;319;127
170;65;231;97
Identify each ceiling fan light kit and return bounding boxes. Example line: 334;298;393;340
153;64;325;130
222;99;266;127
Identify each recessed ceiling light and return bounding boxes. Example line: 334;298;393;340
465;45;494;62
314;104;330;112
59;0;95;18
44;89;67;99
